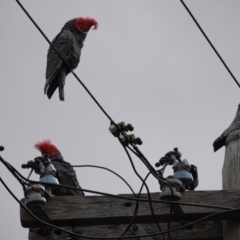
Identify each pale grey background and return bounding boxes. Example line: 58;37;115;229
0;0;240;239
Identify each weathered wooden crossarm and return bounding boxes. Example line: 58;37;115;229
20;190;240;228
28;221;223;240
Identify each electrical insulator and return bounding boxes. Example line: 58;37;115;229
25;184;46;207
119;133;128;146
127;135;143;145
123;124;134;132
119;133;135;146
109;122;134;137
160;176;182;201
109;122;126;137
127;134;136;143
119;134;142;146
133;137;142;145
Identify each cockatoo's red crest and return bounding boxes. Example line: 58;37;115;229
74;17;98;32
35;140;59;157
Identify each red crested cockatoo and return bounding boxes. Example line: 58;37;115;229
44;17;98;101
35;140;84;196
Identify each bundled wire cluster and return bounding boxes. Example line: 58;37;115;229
1;0;239;239
0;154;239;240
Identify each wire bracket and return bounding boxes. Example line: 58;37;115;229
109;122;142;146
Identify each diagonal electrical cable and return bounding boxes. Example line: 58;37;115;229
0;153;237;239
120;173;151;237
19;178;236;209
121;171;151;237
6;150;231;239
180;0;240;89
127;146;159;178
21;160;141;237
1;176;240;239
126;145;175;200
15;0;116;124
131;145;157;173
0;156;233;210
139;172;172;240
53;162;138;233
1;154;238;239
61;163;141;237
21;158;225;239
126;145;173;240
121;142;166;239
39;147;173;239
127;145;163;182
0;156;26;187
53;163;135;195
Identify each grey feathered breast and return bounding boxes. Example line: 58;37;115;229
44;19;87;100
45;30;79;90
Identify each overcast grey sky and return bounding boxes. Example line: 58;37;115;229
1;0;240;239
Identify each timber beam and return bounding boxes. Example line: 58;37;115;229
20;190;240;228
28;221;223;240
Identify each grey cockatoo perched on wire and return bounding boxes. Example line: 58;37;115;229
44;17;98;101
35;140;84;196
213;104;240;152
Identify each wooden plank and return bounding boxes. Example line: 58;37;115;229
28;221;223;240
21;190;240;228
222;138;240;240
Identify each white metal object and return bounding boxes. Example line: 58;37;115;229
160;176;182;200
25;184;46;207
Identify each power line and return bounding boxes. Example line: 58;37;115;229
39;162;140;236
15;0;116;124
121;143;166;239
126;145;175;200
180;0;240;89
121;171;151;237
53;163;142;237
22;181;235;209
0;156;232;210
126;145;173;239
53;163;135;195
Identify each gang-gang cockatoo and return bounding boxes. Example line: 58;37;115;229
44;17;98;101
35;140;84;196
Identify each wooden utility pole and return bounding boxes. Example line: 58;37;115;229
222;135;240;240
20;190;240;239
27;221;223;240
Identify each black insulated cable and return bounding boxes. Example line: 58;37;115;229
15;0;116;124
180;0;240;89
52;163;135;195
0;156;233;210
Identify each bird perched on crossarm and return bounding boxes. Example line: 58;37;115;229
44;17;98;101
35;140;84;196
213;104;240;152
